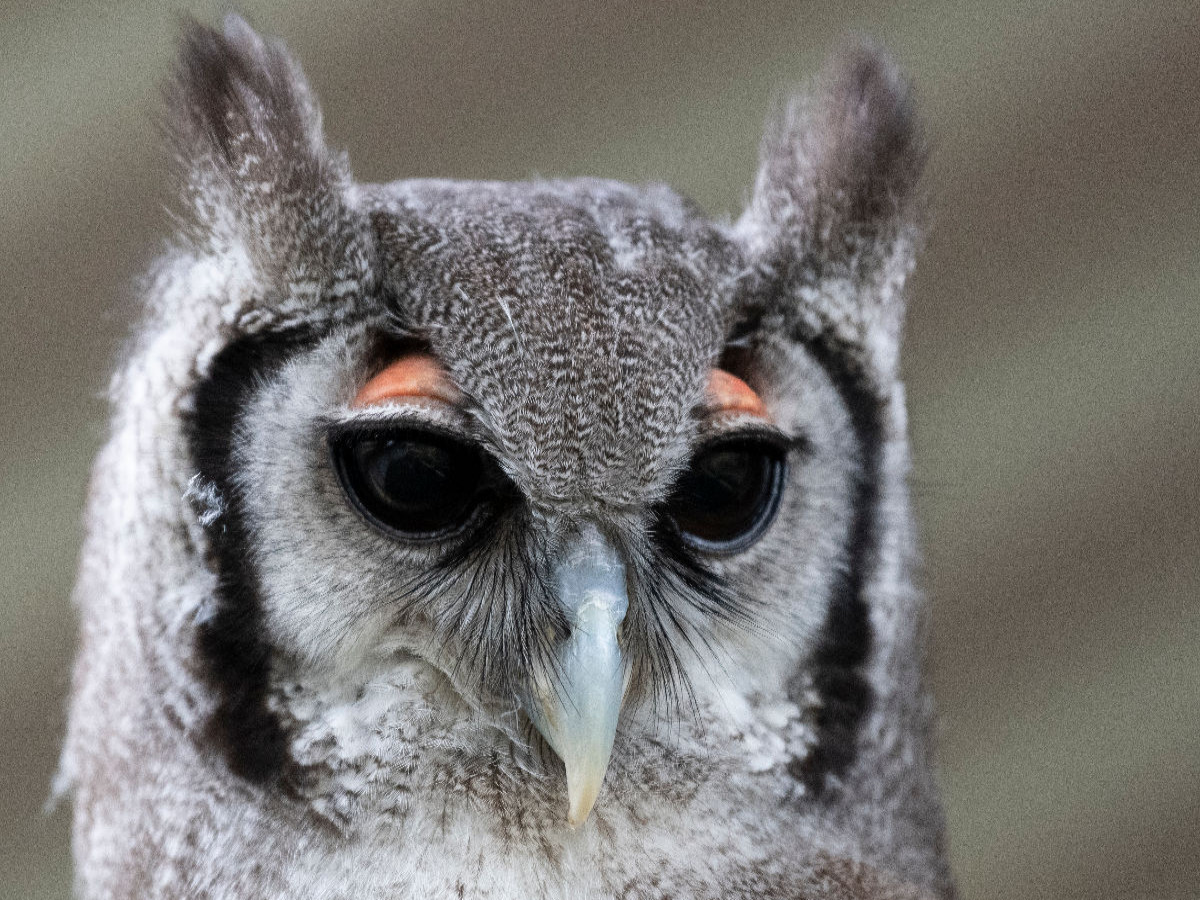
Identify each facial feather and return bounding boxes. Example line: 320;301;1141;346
62;15;952;899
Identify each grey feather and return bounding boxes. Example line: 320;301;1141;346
62;16;953;900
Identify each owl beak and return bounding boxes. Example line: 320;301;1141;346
525;525;629;828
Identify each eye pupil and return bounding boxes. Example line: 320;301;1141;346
332;428;493;539
666;439;785;551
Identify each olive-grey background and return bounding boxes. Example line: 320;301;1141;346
3;2;1198;897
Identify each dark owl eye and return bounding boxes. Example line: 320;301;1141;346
329;426;503;540
665;437;787;552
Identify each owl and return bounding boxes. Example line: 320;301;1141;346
60;15;953;900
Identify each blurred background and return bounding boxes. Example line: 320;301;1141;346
2;1;1197;897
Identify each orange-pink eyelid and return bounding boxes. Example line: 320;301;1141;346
707;368;770;420
351;353;462;408
353;358;760;418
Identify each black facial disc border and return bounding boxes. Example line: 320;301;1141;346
186;325;320;782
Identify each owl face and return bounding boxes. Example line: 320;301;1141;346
91;16;939;883
194;175;865;819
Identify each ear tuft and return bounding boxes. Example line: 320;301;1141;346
735;41;927;377
742;39;926;271
171;15;335;189
165;17;368;311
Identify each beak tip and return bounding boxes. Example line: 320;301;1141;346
566;787;600;828
564;762;606;827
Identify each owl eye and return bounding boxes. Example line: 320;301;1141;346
329;426;503;540
665;437;787;552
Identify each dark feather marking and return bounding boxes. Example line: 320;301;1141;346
727;43;921;794
791;330;881;797
186;325;320;781
725;299;882;795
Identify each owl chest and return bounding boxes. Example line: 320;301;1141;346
261;676;814;899
275;778;803;900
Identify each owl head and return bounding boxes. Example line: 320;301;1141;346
65;15;948;899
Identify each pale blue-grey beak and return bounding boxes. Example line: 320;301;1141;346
525;524;629;826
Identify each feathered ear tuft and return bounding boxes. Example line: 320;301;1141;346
166;15;365;299
172;15;326;174
744;39;925;265
736;40;926;374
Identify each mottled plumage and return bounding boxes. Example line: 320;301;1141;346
61;16;952;899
